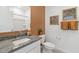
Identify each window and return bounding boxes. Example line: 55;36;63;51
9;6;31;31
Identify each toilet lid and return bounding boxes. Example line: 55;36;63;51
43;42;55;48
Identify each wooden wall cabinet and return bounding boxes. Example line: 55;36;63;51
61;21;69;30
61;20;78;30
69;21;78;30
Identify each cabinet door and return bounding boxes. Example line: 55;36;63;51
13;40;40;53
61;21;69;30
28;46;40;53
70;21;78;30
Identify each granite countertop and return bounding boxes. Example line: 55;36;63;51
0;36;41;53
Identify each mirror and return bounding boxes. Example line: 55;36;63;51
0;6;31;32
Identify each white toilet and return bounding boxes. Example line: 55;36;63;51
39;35;55;52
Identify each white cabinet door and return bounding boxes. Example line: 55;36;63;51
28;46;40;53
13;40;40;53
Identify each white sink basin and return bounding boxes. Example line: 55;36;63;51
12;38;31;46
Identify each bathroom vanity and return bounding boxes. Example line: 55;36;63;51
0;36;41;53
0;6;43;53
11;37;41;53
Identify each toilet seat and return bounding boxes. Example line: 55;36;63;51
43;42;55;49
39;35;55;50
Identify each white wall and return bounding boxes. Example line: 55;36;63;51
45;6;79;53
0;7;13;32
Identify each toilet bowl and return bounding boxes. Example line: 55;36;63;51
39;35;55;50
43;42;55;49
